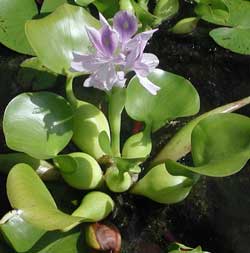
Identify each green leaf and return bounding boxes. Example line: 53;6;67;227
0;0;37;55
72;191;114;221
3;92;73;160
168;242;208;253
125;69;200;132
152;96;250;166
29;230;86;253
105;166;132;192
41;0;69;13
154;0;179;23
72;101;111;160
0;211;45;252
210;27;250;55
19;57;58;90
53;152;103;190
131;0;159;28
93;0;120;18
195;0;229;26
7;164;82;231
170;17;199;34
122;126;152;159
98;131;112;156
75;0;95;6
166;113;250;177
130;163;198;204
25;4;100;75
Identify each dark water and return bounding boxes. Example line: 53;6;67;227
1;1;250;252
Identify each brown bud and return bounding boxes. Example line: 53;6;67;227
85;223;121;253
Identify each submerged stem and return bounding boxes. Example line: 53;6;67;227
108;87;126;157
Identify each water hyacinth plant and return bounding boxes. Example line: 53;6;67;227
0;2;250;253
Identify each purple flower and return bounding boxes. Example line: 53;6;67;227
70;11;160;95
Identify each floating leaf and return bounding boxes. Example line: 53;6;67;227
154;0;179;24
53;152;103;190
3;92;73;159
210;27;250;55
41;0;69;13
93;0;120;18
0;211;45;252
122;126;152;159
0;0;37;55
131;163;198;204
125;69;200;132
7;164;82;231
25;4;100;75
152;96;250;166
75;0;95;6
29;230;86;253
72;101;110;160
105;167;132;193
168;242;209;253
171;17;199;34
166;113;250;177
72;191;114;221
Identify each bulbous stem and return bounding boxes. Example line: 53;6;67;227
108;87;126;157
65;75;78;109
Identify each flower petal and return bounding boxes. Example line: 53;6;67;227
86;26;104;53
100;25;119;56
99;12;110;27
70;52;103;72
113;11;138;41
136;74;160;95
84;63;118;90
134;53;159;77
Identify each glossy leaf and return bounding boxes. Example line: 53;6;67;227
98;131;112;156
171;17;199;34
53;152;103;190
72;101;111;160
122;126;152;159
152;96;250;166
125;69;200;132
0;0;36;55
195;0;229;26
168;242;209;253
131;0;159;28
29;230;86;253
154;0;179;23
0;211;45;252
3;92;73;159
75;0;95;6
72;191;114;221
210;27;250;55
105;166;132;192
93;0;120;18
41;0;69;13
166;113;250;177
25;4;100;75
7;164;82;231
131;163;197;204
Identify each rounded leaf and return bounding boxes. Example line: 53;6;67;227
3;92;73;159
166;113;250;177
72;101;110;160
72;191;114;221
125;69;200;132
105;167;132;193
0;0;37;55
7;164;82;231
130;164;196;204
25;4;100;75
54;152;103;190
